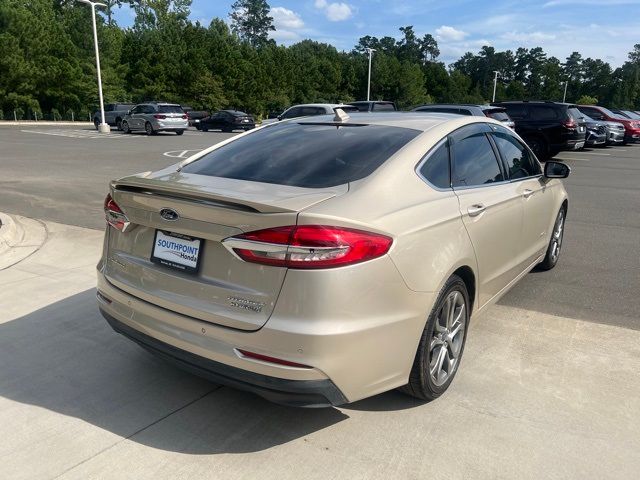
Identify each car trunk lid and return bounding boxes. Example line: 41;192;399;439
104;171;346;331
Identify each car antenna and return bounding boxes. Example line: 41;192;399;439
333;108;350;122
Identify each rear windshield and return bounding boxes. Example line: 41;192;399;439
373;103;396;111
158;105;184;113
486;110;510;121
181;122;420;188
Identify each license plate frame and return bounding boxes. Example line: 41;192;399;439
151;230;203;274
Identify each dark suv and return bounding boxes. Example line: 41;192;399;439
492;101;586;159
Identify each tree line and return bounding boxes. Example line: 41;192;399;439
1;0;639;121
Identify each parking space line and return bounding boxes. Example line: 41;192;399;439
556;157;590;161
579;152;610;156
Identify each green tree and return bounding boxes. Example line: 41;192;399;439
229;0;274;48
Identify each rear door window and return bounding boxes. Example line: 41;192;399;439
451;126;504;188
181;123;420;188
491;130;541;179
373;103;395;111
418;139;451;189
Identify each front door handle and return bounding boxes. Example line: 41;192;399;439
467;204;486;217
523;189;534;198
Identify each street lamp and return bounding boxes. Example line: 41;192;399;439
366;47;376;102
562;80;569;103
77;0;110;133
492;71;500;102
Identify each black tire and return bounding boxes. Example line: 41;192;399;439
121;120;130;134
400;274;470;401
115;118;123;131
93;118;100;131
537;206;566;271
145;121;155;136
526;136;549;161
222;127;232;133
202;126;209;132
175;130;184;135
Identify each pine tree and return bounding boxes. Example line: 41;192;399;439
229;0;274;48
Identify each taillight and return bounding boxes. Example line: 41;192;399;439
222;225;393;269
237;349;312;368
154;114;167;119
563;119;577;128
104;193;130;231
181;114;187;119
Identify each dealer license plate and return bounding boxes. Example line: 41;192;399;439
151;230;202;273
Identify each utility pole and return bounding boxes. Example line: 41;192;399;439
563;80;569;103
366;48;376;102
77;0;110;133
492;71;500;102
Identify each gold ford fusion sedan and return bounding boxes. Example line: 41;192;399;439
97;111;570;407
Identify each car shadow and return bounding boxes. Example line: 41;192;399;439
0;289;348;454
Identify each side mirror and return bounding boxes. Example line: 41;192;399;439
126;110;132;116
277;115;282;121
544;161;571;179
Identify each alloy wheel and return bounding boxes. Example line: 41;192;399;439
549;210;565;263
429;290;466;387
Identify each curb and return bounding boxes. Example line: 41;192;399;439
0;213;48;270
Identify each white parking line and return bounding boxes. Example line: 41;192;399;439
579;152;610;156
556;157;590;161
20;129;139;139
163;149;203;159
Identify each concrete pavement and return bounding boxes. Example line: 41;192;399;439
1;215;639;479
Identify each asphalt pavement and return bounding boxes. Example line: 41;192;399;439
2;124;638;331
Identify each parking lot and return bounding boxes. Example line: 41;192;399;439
1;125;640;479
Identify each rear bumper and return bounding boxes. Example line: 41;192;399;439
101;308;347;407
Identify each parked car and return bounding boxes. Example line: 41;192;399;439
609;109;640;120
576;105;640;144
182;106;210;126
121;103;188;135
412;104;515;129
98;112;570;407
347;101;397;112
92;103;134;131
492;101;586;159
579;113;607;147
198;110;255;132
603;121;626;145
263;103;360;125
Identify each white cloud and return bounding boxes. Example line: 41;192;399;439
500;31;557;43
435;25;468;41
314;1;353;22
271;7;304;29
270;29;302;42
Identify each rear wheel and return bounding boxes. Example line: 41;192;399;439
121;120;130;134
145;121;155;136
115;118;123;131
93;118;99;130
537;206;566;271
400;275;470;401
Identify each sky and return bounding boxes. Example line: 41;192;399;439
112;0;640;67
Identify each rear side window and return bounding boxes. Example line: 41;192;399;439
282;107;302;119
492;131;541;179
530;106;559;120
503;105;527;119
418;140;450;189
158;105;184;114
451;130;504;187
182;122;420;188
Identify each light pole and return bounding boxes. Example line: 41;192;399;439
366;48;376;102
77;0;110;133
562;80;569;103
492;70;500;102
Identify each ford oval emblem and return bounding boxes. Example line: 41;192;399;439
160;208;179;221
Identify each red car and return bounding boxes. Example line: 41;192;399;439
577;105;640;144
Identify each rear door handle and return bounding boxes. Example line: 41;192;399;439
467;204;486;217
523;189;534;198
